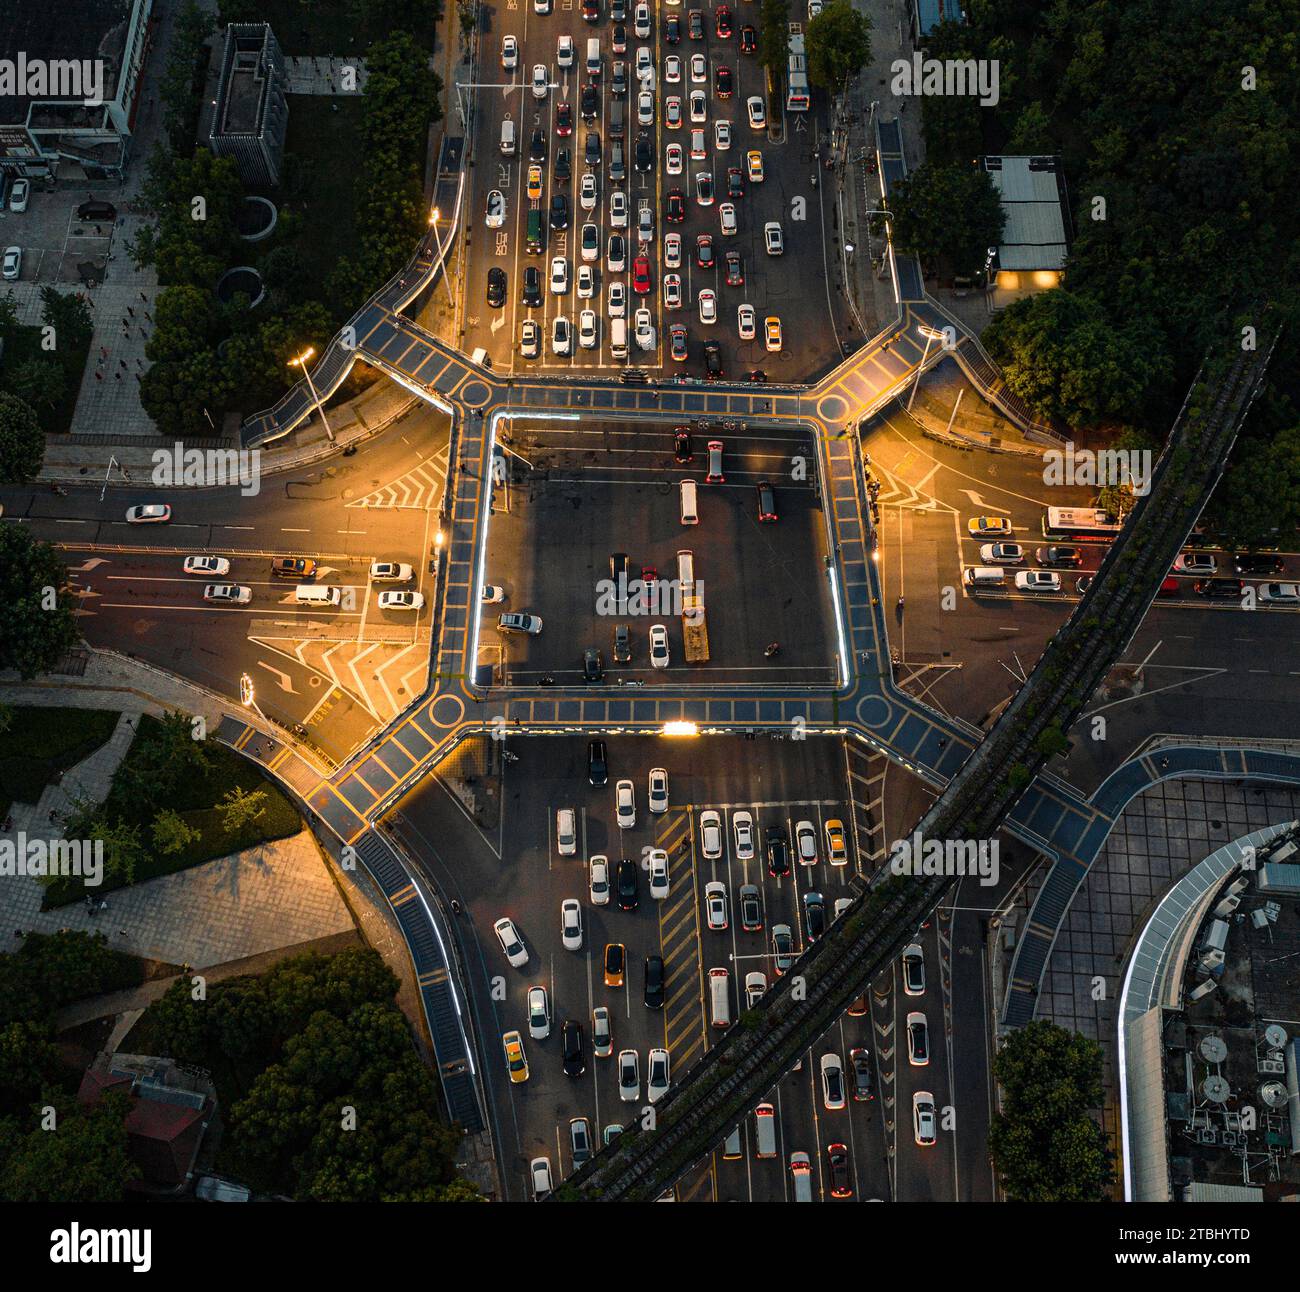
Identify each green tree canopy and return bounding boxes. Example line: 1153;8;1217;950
0;390;43;483
758;0;791;77
0;1094;140;1202
805;0;872;94
0;526;79;678
889;162;1005;279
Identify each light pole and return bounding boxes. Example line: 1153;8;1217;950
289;347;334;443
907;326;936;413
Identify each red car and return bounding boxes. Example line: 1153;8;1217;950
1158;576;1180;597
669;323;688;361
715;5;733;37
695;233;715;268
632;255;652;294
556;102;573;136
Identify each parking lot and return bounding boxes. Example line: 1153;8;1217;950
0;181;115;288
460;0;841;381
479;416;839;684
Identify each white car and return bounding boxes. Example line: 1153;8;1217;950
589;854;610;905
718;202;737;235
592;1005;613;1057
820;1052;846;1110
618;1048;640;1101
532;64;549;98
520;319;541;359
664;273;682;309
637;90;655;125
665;54;682;83
979;542;1027;565
1;246;20;280
906;1011;930;1066
578;309;598;349
666;142;684;174
527;984;551;1039
501;34;518;69
714;120;731;150
649;622;669;668
610;189;629;227
635;2;651;36
737;303;756;340
733;810;755;860
763;221;783;255
561;898;584;951
664;232;682;268
557;34;575;67
744;971;767;1009
615;778;636;829
648;848;670;899
203;583;252;605
125;504;171;524
648;767;669;813
913;1091;937;1146
746;95;766;129
551;315;572;356
9;179;29;213
370;561;413;582
637;205;654;244
378;589;424;611
580;172;598;209
794;819;817;865
1259;582;1300;604
481;584;507;604
607;281;627;318
634;307;655;351
577;264;595;299
690;52;707;82
690;128;707;160
689;89;707;123
647;1047;670;1102
697;288;717;325
704;881;728;930
183;555;229;576
493;916;528;968
485;189;506;228
635;46;653;81
581;221;599;261
700;809;723;859
902;942;926;996
1014;570;1062;593
550;256;569;294
1172;551;1217;574
531;1156;554;1201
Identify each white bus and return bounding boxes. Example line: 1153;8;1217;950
1041;506;1124;542
786;25;810;112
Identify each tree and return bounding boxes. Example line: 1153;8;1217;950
87;819;145;888
152;808;199;856
1208;421;1300;549
0;1094;140;1202
221;785;268;833
0;525;79;678
889;162;1005;280
758;0;790;78
3;360;64;420
804;0;871;94
0;391;44;483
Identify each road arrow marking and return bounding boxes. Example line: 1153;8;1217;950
256;661;299;694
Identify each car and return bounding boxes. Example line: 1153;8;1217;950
705;437;724;478
737;303;756;339
637;88;655;126
503;1029;529;1083
695;233;715;267
739;24;757;53
740;884;763;932
556;101;574;136
665;95;683;130
612;60;628;96
664;232;682;267
693;881;729;935
371;561;414;583
669;323;688;361
803;891;825;941
618;1048;640;1101
847;993;868;1018
902;943;926;996
551;314;572;355
581;221;600;262
849;1047;875;1101
493;916;528;967
719;201;737;235
732;810;756;860
726;166;743;198
827;1143;852;1199
485;188;507;229
560;898;584;951
561;1019;585;1077
649;622;670;668
670;430;693;467
591;1006;613;1057
532;64;549;98
183;555;229;576
611;622;631;665
648;848;670;899
377;589;424;611
794;820;817;864
271;556;317;579
690;127;707;159
1157;575;1181;596
634;133;653;171
634;307;656;351
666;188;686;222
616;857;639;910
498;611;543;634
554;148;571;181
520;265;543;308
584;130;601;166
1191;576;1243;599
979;542;1025;564
755;482;776;521
716;4;733;35
766;826;790;878
771;924;795;975
1035;544;1082;567
821;818;847;866
1172;551;1217;574
577;264;595;299
614;778;636;829
1014;570;1062;593
527;985;551;1039
603;1124;624;1146
647;1047;670;1101
666;141;684;174
697;288;717;324
604;940;626;986
913;1091;937;1146
664;12;682;43
744;970;767;1008
1259;582;1300;604
486;266;507;307
746;95;766;129
648;767;669;813
610;189;628;228
8;178;30;213
125;503;172;524
634;1;650;35
635;46;653;80
607;280;627;318
203;583;252;605
578;308;598;349
549;256;569;294
569;1116;593;1167
612;22;627;52
820;1052;846;1109
760;225;784;262
644;954;666;1008
700;809;723;859
715;66;733;99
906;1011;929;1065
763;314;781;350
688;8;705;39
637;205;654;244
549;193;569;232
589;854;610;905
632;254;652;293
695;171;714;205
968;515;1013;537
689;87;707;121
581;82;599;120
664;273;683;309
1234;551;1286;575
1;245;20;281
526;164;543;202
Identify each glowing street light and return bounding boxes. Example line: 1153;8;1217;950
662;721;699;737
289;347;335;443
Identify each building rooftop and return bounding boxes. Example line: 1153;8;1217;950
984;155;1069;272
915;0;964;37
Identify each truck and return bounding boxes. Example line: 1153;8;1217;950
682;594;709;663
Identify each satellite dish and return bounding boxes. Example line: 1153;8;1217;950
1264;1024;1289;1049
1199;1035;1228;1064
1202;1075;1230;1104
1261;1081;1288;1109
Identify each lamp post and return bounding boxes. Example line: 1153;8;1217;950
289;347;334;443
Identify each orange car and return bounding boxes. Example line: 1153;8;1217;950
604;942;626;988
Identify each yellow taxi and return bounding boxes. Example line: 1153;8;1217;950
526;163;543;201
967;516;1013;537
824;818;848;866
746;149;764;183
502;1029;529;1083
764;315;782;352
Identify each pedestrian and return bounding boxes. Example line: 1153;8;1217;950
139;291;148;302
14;929;23;939
143;311;151;321
126;305;134;317
99;899;108;912
115;371;121;379
118;929;128;937
100;346;108;359
119;358;127;368
95;370;103;381
121;317;129;327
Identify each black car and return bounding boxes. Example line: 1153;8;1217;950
549;193;569;230
616;857;639;910
613;623;631;663
696;234;715;268
611;62;627;97
612;22;627;52
486;267;507;308
739;885;762;932
724;248;744;285
611;0;625;18
664;14;681;43
561;1020;585;1077
582;0;599;20
1194;577;1245;599
666;189;686;222
582;647;605;682
1234;551;1285;575
610;551;629;585
766;827;790;878
745;369;766;382
554;148;571;182
739;24;757;53
827;1143;852;1199
687;8;704;39
522;265;542;307
849;1047;875;1101
634;133;653;172
704;340;723;380
585;131;602;166
674;428;694;462
756;480;777;522
804;892;825;941
715;66;733;99
726;168;744;200
1036;545;1082;567
643;955;665;1009
588;738;608;785
529;127;546;161
581;82;599;120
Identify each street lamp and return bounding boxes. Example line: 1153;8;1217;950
289;347;335;443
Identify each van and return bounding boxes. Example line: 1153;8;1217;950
608;97;625;140
789;1151;813;1201
753;1103;777;1159
609;316;628;359
586;37;601;77
679;479;698;526
556;808;577;856
500;118;516;155
526;209;543;254
676;549;695;594
470;346;492;369
295;584;341;606
963;565;1006;591
608;139;626;182
708;967;731;1029
722;1125;743;1160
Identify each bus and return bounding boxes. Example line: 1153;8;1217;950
1041;506;1125;542
786;25;810;112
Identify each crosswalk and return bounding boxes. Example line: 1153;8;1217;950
346;448;448;510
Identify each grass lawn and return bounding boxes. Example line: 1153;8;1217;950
0;707;120;820
0;314;93;436
231;0;439;57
